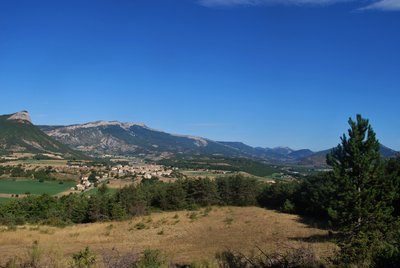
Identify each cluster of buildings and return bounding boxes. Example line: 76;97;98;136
71;164;176;191
74;176;92;191
110;164;174;179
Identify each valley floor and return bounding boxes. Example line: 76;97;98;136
0;207;336;266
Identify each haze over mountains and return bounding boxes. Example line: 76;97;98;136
0;111;398;165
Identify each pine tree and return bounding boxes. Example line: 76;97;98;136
327;114;396;265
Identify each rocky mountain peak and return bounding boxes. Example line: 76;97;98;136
7;111;32;124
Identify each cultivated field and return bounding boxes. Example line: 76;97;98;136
0;197;10;204
0;207;336;266
0;179;75;196
0;159;69;167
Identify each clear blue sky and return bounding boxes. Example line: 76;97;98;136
1;0;399;151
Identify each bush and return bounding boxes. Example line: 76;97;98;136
135;249;167;268
281;199;295;214
71;247;96;268
135;222;146;230
216;246;324;268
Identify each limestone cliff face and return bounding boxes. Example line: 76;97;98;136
39;121;243;158
7;111;32;124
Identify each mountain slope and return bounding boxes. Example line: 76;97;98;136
219;142;314;162
300;145;398;166
40;121;245;158
0;111;86;159
38;119;398;163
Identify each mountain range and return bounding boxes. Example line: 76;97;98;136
0;111;398;165
38;121;318;162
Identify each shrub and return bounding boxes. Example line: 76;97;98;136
224;217;234;225
281;199;295;214
71;247;96;268
216;246;324;268
135;249;167;268
135;222;146;230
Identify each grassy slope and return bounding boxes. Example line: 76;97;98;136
0;115;86;159
0;207;335;266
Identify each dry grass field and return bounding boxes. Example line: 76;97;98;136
0;207;336;266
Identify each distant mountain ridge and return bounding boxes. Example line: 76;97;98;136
1;111;397;163
218;142;314;162
39;121;246;158
39;121;321;162
0;111;86;159
300;145;399;166
40;119;398;163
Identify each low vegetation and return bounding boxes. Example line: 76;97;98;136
0;207;334;267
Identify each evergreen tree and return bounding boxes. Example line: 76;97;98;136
327;114;396;265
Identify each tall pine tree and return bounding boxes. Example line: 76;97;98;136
327;114;396;265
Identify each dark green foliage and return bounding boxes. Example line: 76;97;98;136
10;166;26;177
87;185;113;222
110;202;127;221
258;181;300;211
293;173;338;221
88;171;98;183
216;246;324;268
60;194;89;223
281;199;295;214
116;184;149;216
385;156;400;216
183;178;220;206
325;115;398;265
0;165;59;181
32;167;56;181
216;175;262;206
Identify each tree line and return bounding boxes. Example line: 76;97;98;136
0;175;263;226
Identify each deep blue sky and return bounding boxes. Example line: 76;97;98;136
1;0;399;151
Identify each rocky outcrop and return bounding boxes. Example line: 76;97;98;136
7;111;32;124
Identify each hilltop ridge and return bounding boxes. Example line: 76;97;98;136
6;111;32;124
0;112;87;159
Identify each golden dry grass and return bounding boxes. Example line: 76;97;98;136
106;179;134;189
0;207;336;266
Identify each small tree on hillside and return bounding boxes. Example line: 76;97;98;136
327;114;396;265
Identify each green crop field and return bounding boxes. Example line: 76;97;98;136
18;159;68;165
0;179;75;195
0;198;10;204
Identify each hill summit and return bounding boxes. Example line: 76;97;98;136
0;111;86;159
7;111;32;124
